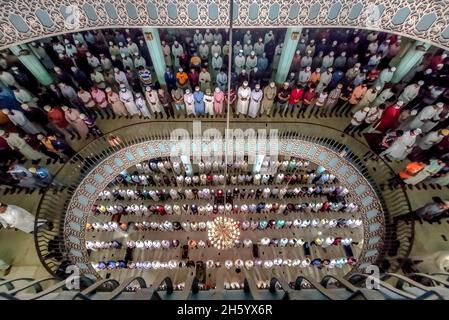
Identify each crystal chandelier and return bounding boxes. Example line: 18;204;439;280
208;216;240;250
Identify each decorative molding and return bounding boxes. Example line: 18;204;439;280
64;138;385;279
0;1;449;50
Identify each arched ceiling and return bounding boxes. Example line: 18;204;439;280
1;1;449;50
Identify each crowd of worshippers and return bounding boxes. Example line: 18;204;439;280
1;28;449;184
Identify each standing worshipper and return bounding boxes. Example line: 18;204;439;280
113;67;130;90
134;92;151;119
193;86;205;116
216;69;228;92
373;101;403;133
184;89;196;117
213;87;224;117
343;107;370;134
0;130;44;161
158;88;175;119
261;82;276;117
7;164;45;188
404;103;444;131
106;87;128;117
91;86;114;119
79;114;102;137
0;203;49;234
145;87;163;119
380;128;421;161
398;81;423;107
247;84;263;118
199;67;211;93
161;40;172;67
393;197;449;223
316;68;333;94
287;83;304;117
354;86;380;112
43;105;77;139
323;83;342;117
203;89;214;117
171;87;185;118
118;85;139;117
1;109;44;135
374;66;396;90
236;81;252;116
61;106;89;139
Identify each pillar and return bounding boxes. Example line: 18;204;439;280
9;44;54;86
142;27;166;85
391;41;430;84
275;27;302;84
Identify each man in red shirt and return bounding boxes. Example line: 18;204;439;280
43;105;77;139
299;84;317;118
287;82;304;117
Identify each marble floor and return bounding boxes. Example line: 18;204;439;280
1;111;448;283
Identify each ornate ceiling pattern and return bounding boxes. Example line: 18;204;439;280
0;1;449;50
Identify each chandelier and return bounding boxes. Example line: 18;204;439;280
208;217;240;250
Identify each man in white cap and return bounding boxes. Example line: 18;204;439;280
322;51;335;69
211;40;221;57
373;100;404;133
398;81;424;106
198;40;209;63
233;40;243;57
405;102;445;132
161;40;172;67
172;40;183;69
243;30;252;46
113;67;130;90
0;130;44;161
193;29;203;46
254;38;265;57
118;84;139;117
374;66;396;90
354;86;381;112
183;88;195;117
380;128;422;160
127;37;139;57
248;84;263;118
121;53;134;71
134;92;151;118
272;43;283;70
234;50;246;74
144;86;162;118
236;81;251;116
0;202;49;234
2;108;44;135
298;66;311;87
204;28;214;44
246;51;258;72
243;39;253;57
261;82;277;117
316;67;333;93
343;107;370;135
211;52;223;84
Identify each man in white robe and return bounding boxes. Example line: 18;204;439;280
183;89;195;116
398;81;423;106
247;84;263;118
406;103;444;131
2;109;44;135
0;130;44;161
118;85;139;116
135;93;151;118
380;128;421;160
236;81;251;116
145;87;163;117
0;203;47;233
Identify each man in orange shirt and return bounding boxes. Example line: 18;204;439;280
308;68;321;86
347;83;367;116
176;67;189;89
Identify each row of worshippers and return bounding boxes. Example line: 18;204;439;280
132;158;313;176
87;216;362;233
109;169;338;188
93;200;357;216
100;184;341;203
88;236;354;251
93;256;357;271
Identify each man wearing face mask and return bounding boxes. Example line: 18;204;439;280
261;82;277;117
127;38;139;57
345;63;361;84
322;51;335;69
198;40;209;64
273;82;291;117
298;66;311;87
333;51;347;70
211;40;221;57
193;29;203;47
211;53;223;85
233;41;243;57
300;50;312;69
161;40;172;67
172;41;183;69
264;30;274;44
118;84;140;117
374;66;396;91
222;40;231;57
137;38;152;65
236;81;251;116
243;30;252;45
234;50;246;74
213;29;222;45
193;86;205;116
254;38;265;57
29;42;55;70
204;29;214;45
246;51;258;73
243;40;253;57
257;52;269;73
216;68;228;92
113;67;130;90
248;84;263;118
